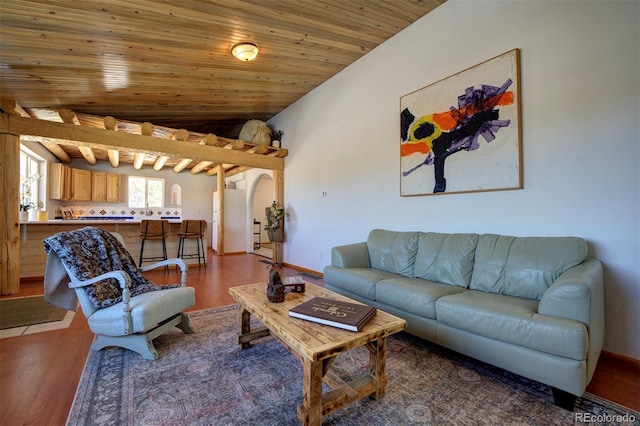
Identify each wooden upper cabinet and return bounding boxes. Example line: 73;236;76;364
106;173;121;203
91;171;107;202
50;163;120;203
91;171;121;202
71;168;92;201
48;163;71;201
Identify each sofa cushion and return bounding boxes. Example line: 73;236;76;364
323;266;399;300
376;277;466;319
413;232;478;288
470;234;588;300
367;229;419;277
436;290;588;360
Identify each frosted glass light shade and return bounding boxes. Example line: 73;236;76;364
231;43;259;61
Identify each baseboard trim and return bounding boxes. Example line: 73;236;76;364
600;349;640;366
282;262;324;280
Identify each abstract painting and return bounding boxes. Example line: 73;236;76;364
400;49;522;196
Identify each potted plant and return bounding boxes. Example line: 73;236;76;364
264;201;284;243
271;129;284;148
20;173;42;221
19;202;33;221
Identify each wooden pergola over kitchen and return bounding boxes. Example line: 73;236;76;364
0;103;285;295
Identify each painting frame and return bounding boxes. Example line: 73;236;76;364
400;49;522;197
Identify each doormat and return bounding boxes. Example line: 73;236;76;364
0;295;68;329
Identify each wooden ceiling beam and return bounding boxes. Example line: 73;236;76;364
191;135;244;174
133;122;154;169
189;161;216;175
154;128;190;171
103;116;120;167
59;109;96;165
0;114;284;170
1;100;72;163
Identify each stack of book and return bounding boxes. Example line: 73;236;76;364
288;297;377;332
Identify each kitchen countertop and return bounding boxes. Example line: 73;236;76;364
21;219;186;225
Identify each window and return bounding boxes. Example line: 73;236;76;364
128;176;165;208
20;146;44;209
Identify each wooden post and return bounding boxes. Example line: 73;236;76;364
273;169;284;264
0;132;21;294
216;165;225;255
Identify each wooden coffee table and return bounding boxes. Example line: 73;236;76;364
228;282;406;426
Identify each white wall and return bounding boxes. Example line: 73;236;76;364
269;0;640;358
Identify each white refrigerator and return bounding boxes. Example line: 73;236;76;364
212;189;247;253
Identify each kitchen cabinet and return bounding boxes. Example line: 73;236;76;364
92;171;121;202
71;168;92;201
106;173;121;202
48;162;71;200
91;171;107;202
91;172;120;202
50;163;120;203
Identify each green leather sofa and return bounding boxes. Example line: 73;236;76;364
323;229;604;410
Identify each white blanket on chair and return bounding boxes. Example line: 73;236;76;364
43;250;78;312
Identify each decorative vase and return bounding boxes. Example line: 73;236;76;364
267;228;284;243
253;125;272;145
19;211;29;222
266;268;285;303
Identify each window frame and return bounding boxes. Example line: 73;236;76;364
128;176;165;209
19;145;45;210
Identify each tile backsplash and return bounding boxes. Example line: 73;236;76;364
58;205;182;221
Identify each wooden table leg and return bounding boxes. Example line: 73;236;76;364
239;309;251;349
297;358;323;426
367;337;388;400
236;308;271;349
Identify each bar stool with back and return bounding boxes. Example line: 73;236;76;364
177;220;207;269
139;219;170;267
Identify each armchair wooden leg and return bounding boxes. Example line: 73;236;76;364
89;313;193;361
91;334;159;360
176;312;194;334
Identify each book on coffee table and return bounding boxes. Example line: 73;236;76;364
289;297;377;332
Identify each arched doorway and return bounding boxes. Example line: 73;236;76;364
249;173;275;258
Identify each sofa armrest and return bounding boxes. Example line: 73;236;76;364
331;242;370;268
538;258;603;327
539;258;604;383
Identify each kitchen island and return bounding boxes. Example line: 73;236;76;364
19;220;209;278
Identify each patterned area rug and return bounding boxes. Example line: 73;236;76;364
67;305;639;425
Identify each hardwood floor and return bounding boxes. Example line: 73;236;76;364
1;251;638;426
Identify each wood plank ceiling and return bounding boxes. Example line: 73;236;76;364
0;0;446;172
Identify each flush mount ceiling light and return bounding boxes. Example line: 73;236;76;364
231;43;259;61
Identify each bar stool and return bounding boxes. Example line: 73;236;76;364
139;219;169;267
177;220;207;269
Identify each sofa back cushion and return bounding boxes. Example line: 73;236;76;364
470;234;588;300
413;232;479;288
367;229;419;277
